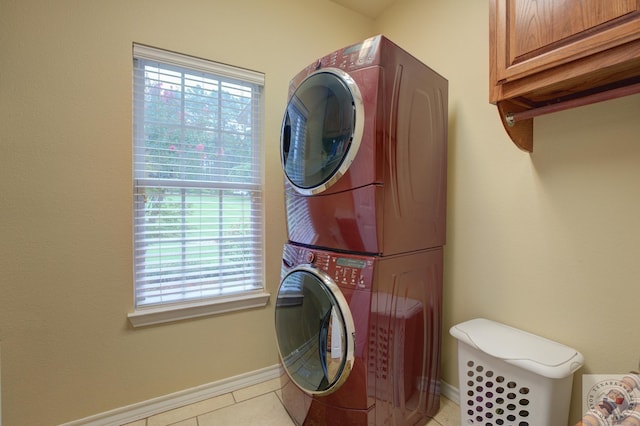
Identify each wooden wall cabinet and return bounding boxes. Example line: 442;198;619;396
490;0;640;151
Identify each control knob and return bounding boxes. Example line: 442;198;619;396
304;251;315;264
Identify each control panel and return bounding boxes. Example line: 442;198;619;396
297;36;380;79
283;244;374;291
325;36;380;71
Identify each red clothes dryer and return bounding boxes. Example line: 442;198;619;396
281;35;448;255
275;243;443;425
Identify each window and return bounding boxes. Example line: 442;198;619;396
129;44;268;327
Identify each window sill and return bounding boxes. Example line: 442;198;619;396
128;291;271;328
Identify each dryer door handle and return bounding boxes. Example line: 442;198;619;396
388;64;403;217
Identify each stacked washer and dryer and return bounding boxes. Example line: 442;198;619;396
274;35;448;425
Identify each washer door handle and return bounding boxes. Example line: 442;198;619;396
318;309;332;383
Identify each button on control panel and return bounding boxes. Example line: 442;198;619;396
332;263;366;287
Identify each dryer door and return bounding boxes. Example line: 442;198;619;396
275;265;355;395
281;69;364;195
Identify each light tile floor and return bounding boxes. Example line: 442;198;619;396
122;377;460;426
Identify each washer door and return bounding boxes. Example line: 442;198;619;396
275;265;355;395
281;68;364;195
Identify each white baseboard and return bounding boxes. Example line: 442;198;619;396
59;364;283;426
1;341;3;426
440;379;460;405
60;366;459;426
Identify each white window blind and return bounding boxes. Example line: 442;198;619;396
132;44;264;310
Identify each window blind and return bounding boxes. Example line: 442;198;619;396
132;44;264;308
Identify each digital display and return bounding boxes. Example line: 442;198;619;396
336;258;366;269
343;43;363;55
343;37;379;58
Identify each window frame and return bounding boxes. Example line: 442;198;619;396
128;44;269;327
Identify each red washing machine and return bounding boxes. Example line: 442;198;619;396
275;243;443;425
281;35;448;255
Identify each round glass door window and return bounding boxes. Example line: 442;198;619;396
281;69;363;195
275;267;355;395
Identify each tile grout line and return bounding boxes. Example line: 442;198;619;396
137;383;457;426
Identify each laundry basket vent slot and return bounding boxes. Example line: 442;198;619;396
462;358;533;425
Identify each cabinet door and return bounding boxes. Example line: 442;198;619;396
492;0;640;85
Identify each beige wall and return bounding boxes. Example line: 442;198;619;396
0;1;373;424
378;0;640;423
2;0;639;424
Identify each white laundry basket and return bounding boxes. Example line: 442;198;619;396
450;318;584;426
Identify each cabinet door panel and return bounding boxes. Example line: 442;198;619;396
495;0;640;83
512;0;637;59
